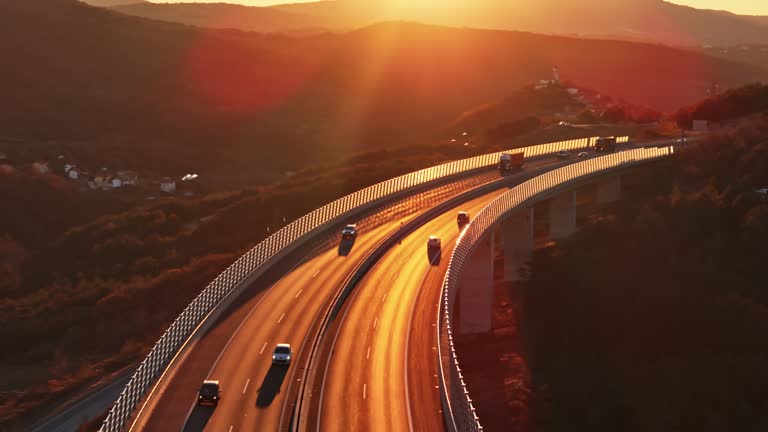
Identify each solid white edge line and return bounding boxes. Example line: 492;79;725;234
177;254;310;431
242;379;250;395
260;342;268;355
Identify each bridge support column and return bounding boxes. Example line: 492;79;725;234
458;232;494;335
502;208;534;282
549;191;576;239
596;175;621;204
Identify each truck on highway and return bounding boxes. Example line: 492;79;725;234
499;152;524;171
595;136;617;152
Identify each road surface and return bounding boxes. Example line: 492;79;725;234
316;191;506;432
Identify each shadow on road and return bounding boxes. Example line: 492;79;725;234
256;365;289;408
182;405;215;432
338;239;355;256
427;249;442;266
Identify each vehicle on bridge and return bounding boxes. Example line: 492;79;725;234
341;224;358;240
198;380;221;406
499;151;524;171
556;150;569;160
595;136;617;152
578;151;588;158
272;343;293;365
427;235;442;250
457;211;470;229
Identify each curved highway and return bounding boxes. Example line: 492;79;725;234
131;141;667;432
134;219;409;431
314;192;504;432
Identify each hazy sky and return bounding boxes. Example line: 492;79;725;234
148;1;768;16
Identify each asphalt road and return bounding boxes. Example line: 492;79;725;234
59;141;661;432
137;219;405;432
316;191;506;432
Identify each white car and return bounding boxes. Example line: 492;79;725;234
272;343;292;365
676;137;687;143
577;152;588;158
427;236;441;250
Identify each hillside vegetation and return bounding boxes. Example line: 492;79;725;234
520;116;768;431
2;0;766;189
675;83;768;127
0;136;496;427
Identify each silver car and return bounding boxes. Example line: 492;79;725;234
272;343;292;365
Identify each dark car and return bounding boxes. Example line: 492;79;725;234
198;380;221;406
341;224;358;240
457;211;470;229
556;151;569;160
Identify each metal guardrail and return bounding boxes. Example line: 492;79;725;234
436;146;674;432
98;136;615;431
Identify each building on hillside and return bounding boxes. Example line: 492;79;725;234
179;174;202;197
32;162;49;174
111;178;122;188
160;177;176;193
116;170;139;186
68;167;81;180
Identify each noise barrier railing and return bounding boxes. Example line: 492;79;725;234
437;146;674;432
99;135;624;431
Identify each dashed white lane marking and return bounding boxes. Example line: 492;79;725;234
373;317;378;329
392;272;399;281
295;289;303;298
277;313;286;324
366;346;371;360
228;426;233;432
312;271;320;278
363;384;367;400
382;293;388;303
242;379;250;394
259;342;267;355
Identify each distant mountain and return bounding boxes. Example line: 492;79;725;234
268;0;768;46
112;2;324;33
80;0;144;6
107;1;768;45
2;0;766;188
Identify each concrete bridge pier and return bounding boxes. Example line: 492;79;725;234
549;191;576;239
502;208;534;282
457;232;494;335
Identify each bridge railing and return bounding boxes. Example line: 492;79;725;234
99;136;625;431
437;146;674;432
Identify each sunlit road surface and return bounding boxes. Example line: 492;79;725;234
138;220;404;431
130;143;648;432
316;191;506;432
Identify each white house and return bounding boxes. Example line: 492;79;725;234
160;178;176;193
111;178;122;188
117;170;138;186
32;162;49;174
68;168;80;180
